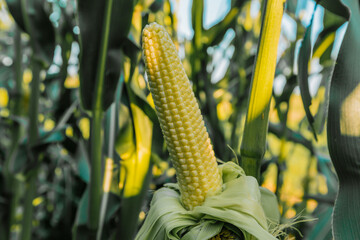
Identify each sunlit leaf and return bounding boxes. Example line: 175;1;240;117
115;58;154;239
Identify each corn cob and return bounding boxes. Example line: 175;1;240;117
142;22;222;210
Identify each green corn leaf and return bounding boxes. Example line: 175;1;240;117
77;0;135;230
98;192;122;240
116;171;152;240
75;140;90;184
313;10;345;66
71;141;91;239
307;206;333;240
317;155;338;196
5;0;55;67
114;56;154;239
297;4;318;141
326;0;360;238
72;187;93;240
98;80;123;240
318;0;349;19
77;0;134;111
311;68;332;134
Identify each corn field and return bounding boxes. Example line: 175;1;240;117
0;0;359;239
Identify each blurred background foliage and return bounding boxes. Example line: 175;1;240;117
0;0;351;239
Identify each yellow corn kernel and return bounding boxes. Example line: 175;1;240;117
142;23;222;210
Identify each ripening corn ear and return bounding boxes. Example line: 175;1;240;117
137;22;279;240
142;22;222;210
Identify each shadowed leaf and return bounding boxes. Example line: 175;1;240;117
297;5;318;141
5;0;55;67
77;0;134;110
326;0;360;238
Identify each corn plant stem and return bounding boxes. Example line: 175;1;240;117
20;57;41;240
18;1;42;238
11;27;23;136
97;103;116;240
88;0;113;231
8;180;21;238
21;169;38;240
240;0;285;181
230;109;242;153
89;109;103;231
4;27;23;239
4;8;24;186
190;0;203;100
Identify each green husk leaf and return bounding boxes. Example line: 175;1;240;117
136;162;277;240
260;187;280;224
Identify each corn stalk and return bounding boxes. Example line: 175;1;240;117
2;27;23;240
240;0;285;181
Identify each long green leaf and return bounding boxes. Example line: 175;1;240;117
77;0;134;111
115;57;153;239
318;0;349;19
313;10;345;66
72;187;91;240
326;0;360;238
297;5;318;141
308;206;333;240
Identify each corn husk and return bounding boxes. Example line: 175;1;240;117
136;162;279;240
